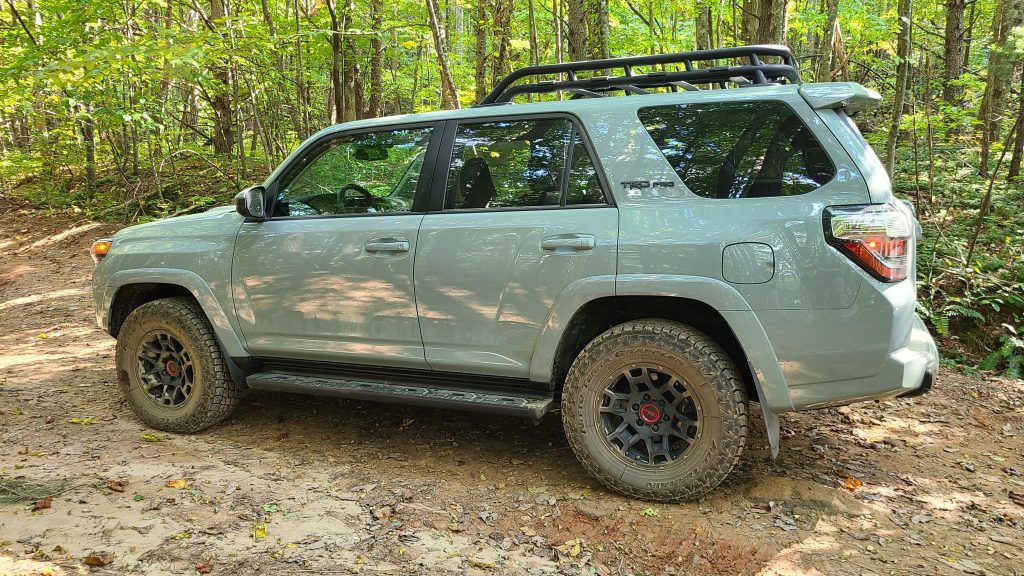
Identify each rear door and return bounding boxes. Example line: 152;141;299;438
232;124;440;368
413;115;617;380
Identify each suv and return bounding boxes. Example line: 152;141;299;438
91;46;938;501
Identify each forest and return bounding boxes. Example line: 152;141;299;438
0;0;1022;374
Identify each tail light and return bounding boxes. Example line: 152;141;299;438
824;204;910;282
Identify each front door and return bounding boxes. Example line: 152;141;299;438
232;124;438;368
414;116;617;379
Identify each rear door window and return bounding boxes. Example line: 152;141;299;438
444;117;607;209
638;101;836;199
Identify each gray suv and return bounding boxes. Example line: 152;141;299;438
91;46;938;501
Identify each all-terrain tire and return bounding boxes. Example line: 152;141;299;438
561;319;748;502
115;297;240;433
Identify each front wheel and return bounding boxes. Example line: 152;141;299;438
561;319;748;502
115;297;240;433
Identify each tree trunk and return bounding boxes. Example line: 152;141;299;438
209;0;234;154
490;0;514;88
978;0;1023;176
325;0;344;122
696;2;713;51
884;0;912;172
366;0;384;117
743;0;786;44
528;0;540;66
942;0;965;104
426;0;460;109
566;0;586;60
815;0;838;80
585;0;610;59
80;111;96;198
473;1;488;102
1008;69;1024;179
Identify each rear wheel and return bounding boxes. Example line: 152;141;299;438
561;319;748;501
115;297;239;433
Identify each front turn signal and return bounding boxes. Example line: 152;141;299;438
90;238;113;263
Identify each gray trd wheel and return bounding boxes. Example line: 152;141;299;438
561;319;748;502
115;297;240;433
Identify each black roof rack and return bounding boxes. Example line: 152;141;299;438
478;45;800;105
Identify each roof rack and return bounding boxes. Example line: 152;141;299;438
478;45;800;105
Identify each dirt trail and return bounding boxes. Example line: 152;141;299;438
0;208;1022;576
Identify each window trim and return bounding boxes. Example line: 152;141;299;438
635;99;838;200
264;121;443;221
428;112;615;213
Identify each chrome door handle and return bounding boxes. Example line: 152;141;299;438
540;234;596;251
365;239;410;253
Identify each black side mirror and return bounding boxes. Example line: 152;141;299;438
235;186;266;220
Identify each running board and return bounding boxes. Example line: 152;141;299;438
246;371;553;419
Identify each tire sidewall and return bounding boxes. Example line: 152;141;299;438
563;322;746;500
115;300;221;432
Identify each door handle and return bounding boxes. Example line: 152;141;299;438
365;239;411;253
540;234;596;251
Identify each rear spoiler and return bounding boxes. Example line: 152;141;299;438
798;82;881;115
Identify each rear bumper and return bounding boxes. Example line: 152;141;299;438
788;315;938;410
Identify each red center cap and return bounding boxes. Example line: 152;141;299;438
639;403;661;424
164;360;180;377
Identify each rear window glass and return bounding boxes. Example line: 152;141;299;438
638;101;836;199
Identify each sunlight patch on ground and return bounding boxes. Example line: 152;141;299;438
0;288;87;312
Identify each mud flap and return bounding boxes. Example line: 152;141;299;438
750;364;781;458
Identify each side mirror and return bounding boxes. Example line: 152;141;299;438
235;186;266;220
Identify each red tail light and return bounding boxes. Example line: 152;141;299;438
824;204;911;282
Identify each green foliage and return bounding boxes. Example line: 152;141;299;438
980;324;1024;378
1;0;1022;377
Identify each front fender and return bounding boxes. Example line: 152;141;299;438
102;268;249;359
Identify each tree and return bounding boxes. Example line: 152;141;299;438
978;0;1023;175
885;0;913;172
209;0;234;154
943;0;966;104
425;0;460;109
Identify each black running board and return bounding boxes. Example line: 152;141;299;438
246;371;554;419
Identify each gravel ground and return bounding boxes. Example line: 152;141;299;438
0;208;1022;576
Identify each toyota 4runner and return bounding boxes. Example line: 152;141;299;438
91;46;939;501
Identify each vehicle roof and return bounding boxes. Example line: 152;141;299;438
314;83;807;137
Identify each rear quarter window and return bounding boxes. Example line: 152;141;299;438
638;101;836;199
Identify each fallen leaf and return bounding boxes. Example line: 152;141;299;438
166;479;188;490
37;333;48;339
141;433;163;442
195;558;214;574
640;507;659;517
1010;491;1024;507
569;539;582;557
262;503;281;513
69;417;94;425
133;494;145;501
105;478;128;493
252;520;267;540
842;476;864;490
83;552;112;567
32;497;52;512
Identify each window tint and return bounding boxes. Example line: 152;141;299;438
275;127;432;217
445;118;605;209
638;101;836;199
566;132;605;205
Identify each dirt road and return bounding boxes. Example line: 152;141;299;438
1;208;1022;576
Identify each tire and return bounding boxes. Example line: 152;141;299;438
561;319;748;502
115;297;240;433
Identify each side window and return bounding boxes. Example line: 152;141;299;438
444;118;606;210
566;132;605;205
275;127;432;217
638;101;836;199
